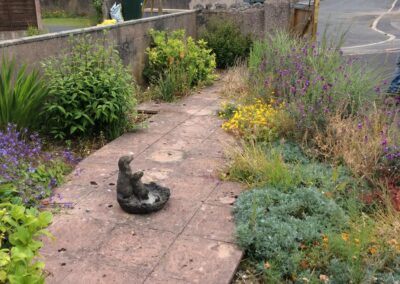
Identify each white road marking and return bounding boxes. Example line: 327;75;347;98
342;0;399;49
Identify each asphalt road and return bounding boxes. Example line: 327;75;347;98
318;0;400;79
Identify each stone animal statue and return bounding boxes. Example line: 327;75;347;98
117;155;149;200
116;154;170;214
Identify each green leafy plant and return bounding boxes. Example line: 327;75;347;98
0;203;53;283
42;34;137;140
145;29;216;86
0;57;48;130
91;0;103;23
200;16;252;69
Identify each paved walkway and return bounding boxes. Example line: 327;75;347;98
41;82;244;284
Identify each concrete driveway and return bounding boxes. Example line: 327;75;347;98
318;0;400;77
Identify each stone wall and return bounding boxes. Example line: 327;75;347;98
198;0;293;39
0;10;196;83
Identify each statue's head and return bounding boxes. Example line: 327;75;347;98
118;154;134;171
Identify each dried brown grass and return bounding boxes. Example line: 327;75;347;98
220;63;250;102
313;111;390;182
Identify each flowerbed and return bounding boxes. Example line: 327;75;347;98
0;125;78;282
221;32;400;283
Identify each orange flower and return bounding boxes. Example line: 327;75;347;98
369;246;378;255
341;232;349;242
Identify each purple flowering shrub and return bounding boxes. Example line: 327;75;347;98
249;32;378;137
381;107;400;184
0;125;78;207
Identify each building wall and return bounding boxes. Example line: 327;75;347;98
0;10;197;83
198;0;293;39
198;7;265;39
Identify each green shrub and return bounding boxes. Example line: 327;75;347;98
234;187;348;281
199;16;252;69
144;29;216;86
91;0;103;23
0;57;48;130
42;34;137;140
0;202;53;283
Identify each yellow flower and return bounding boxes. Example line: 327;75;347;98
221;99;283;139
341;232;349;242
354;238;360;245
96;19;117;26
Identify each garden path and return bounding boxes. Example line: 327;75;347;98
40;81;244;284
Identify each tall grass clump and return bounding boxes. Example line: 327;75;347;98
249;31;380;138
0;57;48;130
144;29;216;101
224;143;296;190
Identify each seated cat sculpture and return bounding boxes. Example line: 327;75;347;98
117;154;170;214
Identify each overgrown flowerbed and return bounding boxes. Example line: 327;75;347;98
220;32;400;283
0;125;78;282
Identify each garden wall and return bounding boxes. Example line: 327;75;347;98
198;0;293;39
0;10;196;83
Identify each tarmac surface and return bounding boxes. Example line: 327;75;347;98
319;0;400;78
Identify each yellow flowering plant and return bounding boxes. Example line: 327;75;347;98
96;19;117;26
221;100;288;141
